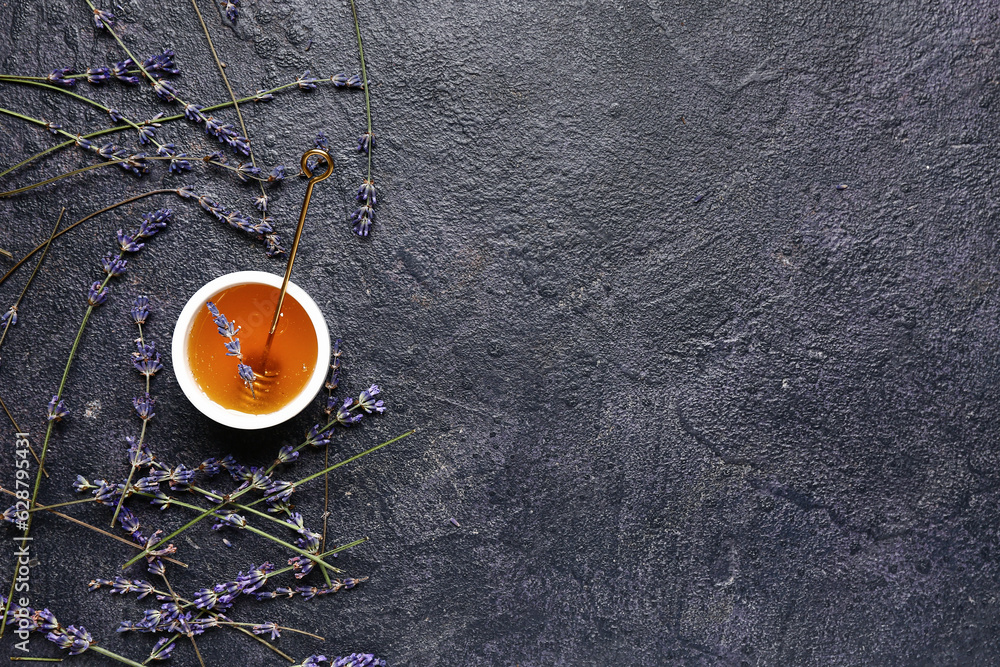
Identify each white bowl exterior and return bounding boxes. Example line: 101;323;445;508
171;271;330;430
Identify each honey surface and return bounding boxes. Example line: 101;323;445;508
187;283;318;414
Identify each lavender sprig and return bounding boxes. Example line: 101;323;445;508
350;0;377;236
110;296;161;527
1;209;169;630
206;301;256;397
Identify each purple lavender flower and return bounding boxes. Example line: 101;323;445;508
137;209;171;238
331;73;351;87
107;108;124;122
148;637;175;661
73;475;95;492
254;194;269;212
332;654;386;667
265;234;286;257
131;296;150;324
133;393;155;421
152;79;178;102
44;120;62;135
254;89;274;102
356;179;377;205
86;66;110;83
236;162;262;182
2;306;17;328
92;7;115;28
143;49;180;76
112;59;141;84
223;0;240;23
356;132;374;154
117;230;145;253
268;165;286;182
347;75;365;89
357;384;385;413
298;655;328;667
276;445;299;464
133;356;163;378
253;621;280;640
101;252;128;277
296;70;319;90
87;281;109;307
47;68;75;88
352;204;375;237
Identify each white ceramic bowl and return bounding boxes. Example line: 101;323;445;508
171;271;330;429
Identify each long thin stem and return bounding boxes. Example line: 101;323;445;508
89;644;149;667
0;209;63;475
122;430;411;568
350;0;373;180
189;0;269;209
0;189;177;289
111;318;153;527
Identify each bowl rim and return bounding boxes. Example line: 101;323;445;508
171;270;330;430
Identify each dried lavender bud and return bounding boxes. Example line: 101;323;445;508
252;622;280;640
254;194;269;212
101;252;128;277
223;0;239;23
276;445;299;464
131;295;150;324
86;281;109;307
152;79;178;102
117;230;145;253
346;74;364;89
133;393;155;421
356;131;373;154
143;49;180;76
44;120;62;135
86;66;110;83
253;89;274;102
137;209;171;238
2;306;17;328
177;185;196;199
236;162;262;182
352;204;375;237
268;165;286;182
133;352;163;378
47;68;75;88
332;654;386;667
356;179;377;205
314;131;329;150
73;475;95;492
265;234;286;257
148;637;175;661
136;126;155;144
296;70;319;90
331;73;350;87
92;7;115;28
107;108;124;122
357;384;384;413
112;59;140;84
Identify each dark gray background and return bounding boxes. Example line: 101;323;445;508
1;0;999;665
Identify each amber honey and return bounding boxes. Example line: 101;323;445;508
187;282;318;414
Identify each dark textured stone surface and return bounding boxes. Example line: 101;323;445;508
1;0;999;664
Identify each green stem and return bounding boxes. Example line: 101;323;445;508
111;321;152;527
89;644;151;667
30;496;96;512
349;0;374;180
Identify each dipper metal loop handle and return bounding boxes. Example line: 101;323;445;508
268;149;334;335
